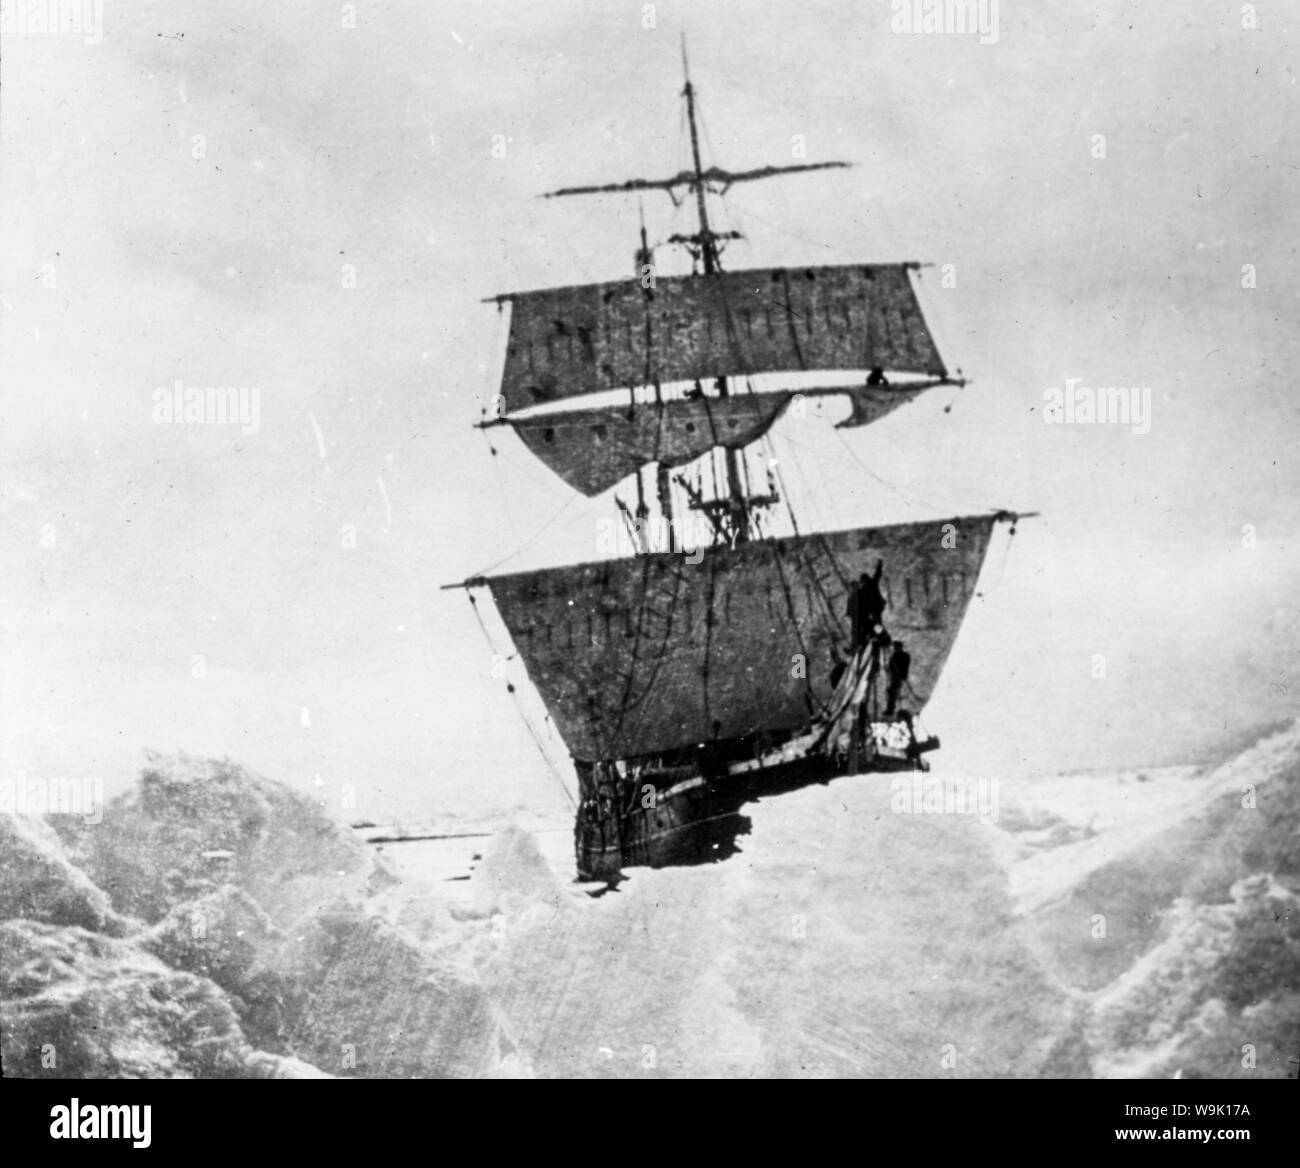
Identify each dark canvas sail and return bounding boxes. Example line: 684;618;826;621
495;264;946;409
485;515;996;761
509;394;790;497
509;381;933;495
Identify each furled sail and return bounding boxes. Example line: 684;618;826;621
835;382;930;429
509;394;790;497
484;514;996;761
507;380;934;495
493;264;946;410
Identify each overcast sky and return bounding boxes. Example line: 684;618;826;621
3;0;1297;827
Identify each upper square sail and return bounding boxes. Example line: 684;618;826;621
507;380;937;497
492;264;947;410
510;392;792;497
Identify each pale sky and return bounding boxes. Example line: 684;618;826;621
2;0;1297;827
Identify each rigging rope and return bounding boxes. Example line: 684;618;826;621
462;490;582;580
765;537;830;718
827;424;970;517
759;430;846;645
722;194;840;253
466;593;576;812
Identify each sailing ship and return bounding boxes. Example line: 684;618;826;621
448;57;1027;881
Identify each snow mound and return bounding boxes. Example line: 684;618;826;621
0;814;129;936
470;826;565;917
2;752;513;1078
54;752;396;928
993;718;1300;1077
0;920;328;1079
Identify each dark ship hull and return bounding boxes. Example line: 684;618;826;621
575;722;937;882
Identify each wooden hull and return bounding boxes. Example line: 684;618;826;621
575;745;927;884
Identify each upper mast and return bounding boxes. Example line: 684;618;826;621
680;38;752;543
681;37;718;277
542;40;840;548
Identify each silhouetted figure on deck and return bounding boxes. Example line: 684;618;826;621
829;648;847;690
866;367;889;387
886;640;911;717
848;561;886;651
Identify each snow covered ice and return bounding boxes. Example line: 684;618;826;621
7;722;1292;1079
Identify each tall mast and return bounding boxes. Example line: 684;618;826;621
682;38;749;542
681;39;717;277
